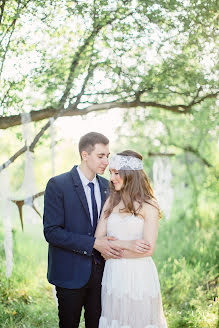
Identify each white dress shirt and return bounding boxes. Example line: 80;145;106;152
77;166;101;225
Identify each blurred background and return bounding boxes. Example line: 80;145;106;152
0;1;218;327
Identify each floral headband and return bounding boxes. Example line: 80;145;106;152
109;155;143;170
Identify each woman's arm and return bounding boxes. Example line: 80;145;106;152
121;202;159;258
94;199;123;258
94;199;109;238
109;239;150;253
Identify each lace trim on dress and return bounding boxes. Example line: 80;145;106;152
99;316;166;328
100;287;167;328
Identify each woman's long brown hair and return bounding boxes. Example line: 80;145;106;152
104;150;161;219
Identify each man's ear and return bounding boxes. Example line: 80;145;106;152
81;150;88;161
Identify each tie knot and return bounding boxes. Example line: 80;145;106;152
88;182;94;191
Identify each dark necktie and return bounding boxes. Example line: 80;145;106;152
88;182;98;232
88;182;102;264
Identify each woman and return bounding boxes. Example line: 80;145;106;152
95;150;167;328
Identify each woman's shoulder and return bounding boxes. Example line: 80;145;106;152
137;198;158;209
102;197;111;212
146;198;159;206
140;198;160;219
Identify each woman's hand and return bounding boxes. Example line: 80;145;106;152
109;239;151;253
128;239;151;253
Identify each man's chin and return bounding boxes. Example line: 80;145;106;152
97;168;106;175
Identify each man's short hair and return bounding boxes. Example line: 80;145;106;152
79;132;109;157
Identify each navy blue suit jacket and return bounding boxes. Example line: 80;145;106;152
43;166;109;289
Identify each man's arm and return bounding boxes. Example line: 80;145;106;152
43;178;95;256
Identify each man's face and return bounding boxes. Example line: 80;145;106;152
83;143;110;175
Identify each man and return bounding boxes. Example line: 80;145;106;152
43;132;122;328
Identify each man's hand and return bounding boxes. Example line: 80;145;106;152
93;236;123;259
101;249;124;261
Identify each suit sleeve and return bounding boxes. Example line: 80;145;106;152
43;178;95;256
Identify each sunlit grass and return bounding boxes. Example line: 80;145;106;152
154;215;218;328
0;219;58;328
0;210;218;327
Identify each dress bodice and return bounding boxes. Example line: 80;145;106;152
100;212;168;328
107;212;144;240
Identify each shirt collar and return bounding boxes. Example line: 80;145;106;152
77;166;97;187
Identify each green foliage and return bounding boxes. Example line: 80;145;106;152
0;0;218;116
154;213;218;328
108;94;219;327
0;120;80;193
115;98;219;219
0;202;218;327
0;1;218;326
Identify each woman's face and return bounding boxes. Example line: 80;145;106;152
110;169;123;191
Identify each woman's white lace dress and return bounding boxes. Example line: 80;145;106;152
99;213;167;328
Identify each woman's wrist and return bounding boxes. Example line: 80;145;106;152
110;240;130;250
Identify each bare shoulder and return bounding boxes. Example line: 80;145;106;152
141;199;159;220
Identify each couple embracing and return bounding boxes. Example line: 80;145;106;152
43;132;167;328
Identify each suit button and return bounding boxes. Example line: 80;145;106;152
83;251;87;255
88;232;92;236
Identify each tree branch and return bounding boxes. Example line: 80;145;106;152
164;121;215;169
187;86;202;107
182;145;213;168
0;85;11;114
0;0;23;76
192;92;219;107
1;91;218;129
0;7;137;171
0;0;6;25
59;9;132;106
148;152;175;157
59;30;99;106
0;62;95;171
0;20;16;75
169;142;213;168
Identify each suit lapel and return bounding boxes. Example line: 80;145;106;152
71;166;109;220
71;166;91;222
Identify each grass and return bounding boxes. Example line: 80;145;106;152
0;211;218;327
0;219;58;328
154;213;218;328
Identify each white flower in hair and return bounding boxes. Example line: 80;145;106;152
109;155;143;170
